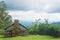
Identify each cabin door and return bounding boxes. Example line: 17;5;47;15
9;30;12;37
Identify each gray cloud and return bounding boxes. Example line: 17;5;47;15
2;0;60;13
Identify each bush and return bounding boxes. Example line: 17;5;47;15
0;29;4;35
28;19;60;37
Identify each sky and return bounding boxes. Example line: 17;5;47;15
0;0;60;24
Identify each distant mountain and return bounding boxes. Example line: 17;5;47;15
52;22;60;25
19;21;60;27
19;21;32;27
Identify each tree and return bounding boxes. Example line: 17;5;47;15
29;19;40;34
29;19;60;37
0;1;12;29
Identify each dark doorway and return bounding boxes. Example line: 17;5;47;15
8;30;12;37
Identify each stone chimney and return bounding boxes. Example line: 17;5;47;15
14;20;19;25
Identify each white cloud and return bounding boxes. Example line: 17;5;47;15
1;0;60;23
8;11;60;23
2;0;60;13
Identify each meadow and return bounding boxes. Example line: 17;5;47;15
0;35;60;40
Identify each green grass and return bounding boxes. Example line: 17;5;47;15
0;35;60;40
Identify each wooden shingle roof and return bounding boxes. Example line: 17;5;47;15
4;20;28;30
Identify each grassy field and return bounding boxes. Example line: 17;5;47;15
0;35;60;40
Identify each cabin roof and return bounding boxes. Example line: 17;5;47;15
4;23;28;30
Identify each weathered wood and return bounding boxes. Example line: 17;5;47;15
4;20;28;37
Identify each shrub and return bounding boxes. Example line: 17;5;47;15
28;19;60;37
0;29;4;35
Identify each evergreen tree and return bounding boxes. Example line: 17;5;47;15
0;1;12;29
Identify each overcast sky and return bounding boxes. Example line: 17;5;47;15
1;0;60;23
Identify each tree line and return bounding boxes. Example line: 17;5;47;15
29;19;60;37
